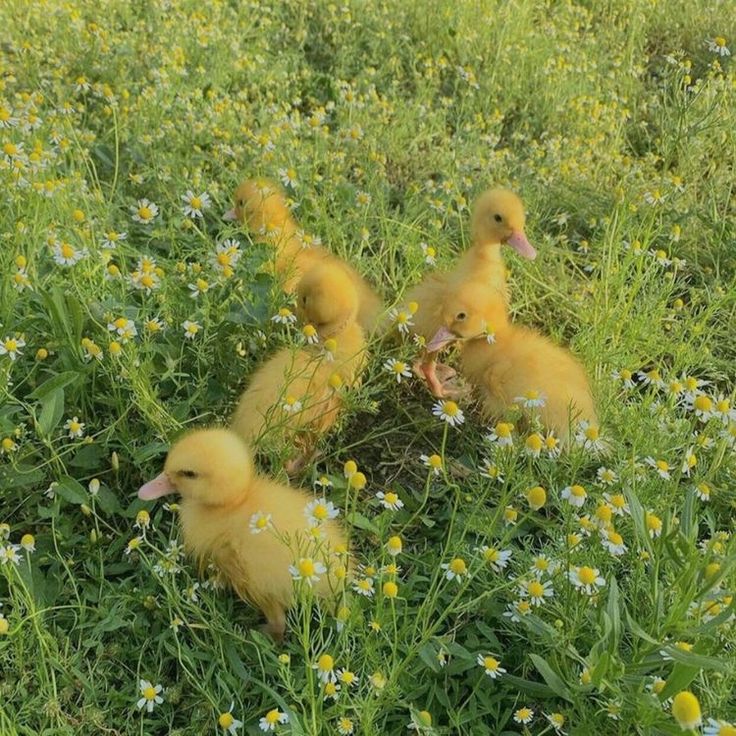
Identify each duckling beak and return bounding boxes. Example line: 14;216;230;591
222;208;238;222
138;472;176;501
506;231;537;260
426;326;458;353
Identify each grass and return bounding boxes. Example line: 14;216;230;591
1;0;735;734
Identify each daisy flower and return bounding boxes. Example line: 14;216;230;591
386;535;403;556
476;653;506;679
713;396;736;423
694;482;712;502
637;368;664;388
611;368;636;388
545;712;566;733
603;492;630;516
644;456;671;480
504;599;532;622
525;485;547;510
513;707;534;725
477;545;512;572
314;475;333;492
420;453;443;475
249;512;273;534
131;198;159;225
596;467;617;485
388;305;415;335
353;576;375;597
420;242;436;265
52;241;87;266
218;704;243;734
646;511;663;538
0;544;21;566
690;394;715;422
486;422;514;446
271;307;297;325
503;506;519;526
442;557;468;582
601;529;627;556
376;490;404;511
100;230;127;249
544;432;561;458
323;682;341;701
336;717;354;735
278;167;298;188
302;324;319;344
706;36;731;56
289;557;327;585
576;421;606;452
282;396;303;413
0;336;25;361
63;416;85;439
515;389;546;408
181;191;211;219
136;680;164;713
568;565;606;595
524;433;543;458
304;498;339;526
182;320;201;339
530;553;556;577
432;400;464;427
704;719;736;735
313;654;336;683
337;669;359;688
479;459;504;482
258;709;289;732
384;357;412;383
188;278;210;298
561;484;587;508
407;710;433;732
519;578;554;606
671;691;702;731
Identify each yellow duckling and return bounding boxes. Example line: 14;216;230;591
224;177;383;333
426;282;597;442
138;428;348;639
406;188;536;395
231;261;367;470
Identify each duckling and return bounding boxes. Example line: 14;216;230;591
224;177;383;332
231;261;367;470
406;188;536;395
138;428;348;639
426;282;597;442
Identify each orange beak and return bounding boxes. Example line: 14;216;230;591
138;472;176;501
426;325;458;353
506;231;536;260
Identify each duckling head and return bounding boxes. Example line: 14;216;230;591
222;177;276;224
138;428;254;506
471;188;536;259
426;282;504;352
296;262;359;338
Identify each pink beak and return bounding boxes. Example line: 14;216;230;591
138;472;176;501
505;231;537;260
426;326;458;353
222;208;238;222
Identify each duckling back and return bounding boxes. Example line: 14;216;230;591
461;323;597;442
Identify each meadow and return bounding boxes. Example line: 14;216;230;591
1;0;735;734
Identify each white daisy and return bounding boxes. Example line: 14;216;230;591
568;565;606;595
376;490;404;511
249;512;273;534
289;558;327;585
476;653;506;679
304;498;339;527
131;198;159;225
136;680;164;713
383;357;412;383
432;400;465;427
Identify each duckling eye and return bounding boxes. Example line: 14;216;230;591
493;213;503;223
302;295;307;305
179;469;198;479
456;311;467;321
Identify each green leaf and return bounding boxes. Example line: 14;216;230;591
0;464;45;489
29;371;80;400
95;486;122;515
528;654;573;701
662;646;728;671
659;663;700;700
56;476;88;505
418;642;441;672
347;511;380;535
37;388;65;436
502;673;555;698
606;575;622;651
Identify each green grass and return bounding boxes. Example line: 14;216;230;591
1;0;735;734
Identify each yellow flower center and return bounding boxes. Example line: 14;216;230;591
620;369;632;380
428;454;442;468
343;460;357;476
298;558;315;577
694;395;713;411
525;389;539;399
715;36;726;47
138;206;153;220
716;399;730;412
534;557;549;571
608;531;623;546
141;274;155;288
392;361;406;373
595;504;613;523
646;513;662;531
190;197;202;209
484;548;500;562
610;494;626;508
571;484;586;497
504;507;518;522
143;687;156;700
584;425;600;440
526;434;543;451
383;581;398;598
449;558;467;575
517;600;531;614
671;691;701;729
528;580;544;597
696;482;711;498
265;709;281;725
349;472;366;490
61;243;75;259
3;143;17;155
526;486;546;510
4;339;17;351
675;641;693;652
324;337;337;352
218;712;234;728
317;654;333;671
387;536;402;553
69;421;81;433
483;656;499;670
578;566;597;585
443;401;459;417
496;422;513;437
655;460;669;472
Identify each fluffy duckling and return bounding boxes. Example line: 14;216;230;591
138;428;348;639
224;177;383;332
405;188;536;395
231;261;367;469
426;283;597;442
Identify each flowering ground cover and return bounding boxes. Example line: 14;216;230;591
1;1;735;734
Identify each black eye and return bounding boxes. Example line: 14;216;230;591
493;214;503;223
302;295;307;304
456;311;466;321
179;469;197;479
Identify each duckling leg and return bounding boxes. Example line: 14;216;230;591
414;353;456;398
260;601;287;642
